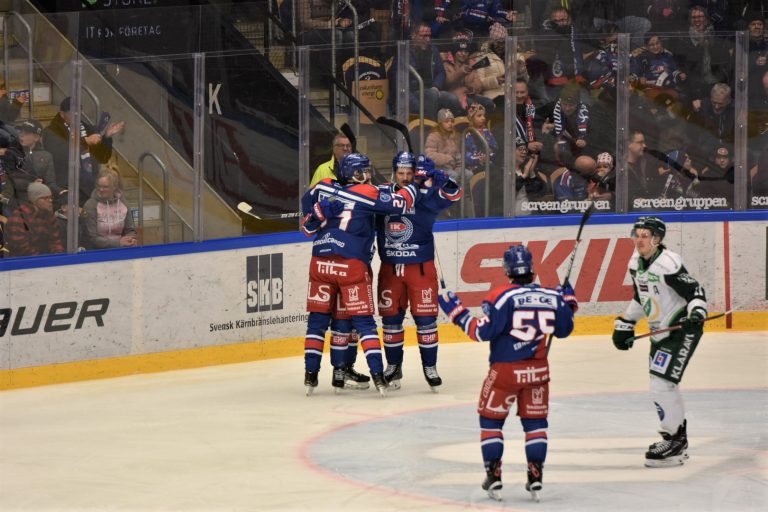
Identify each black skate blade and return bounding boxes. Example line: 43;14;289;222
644;453;687;468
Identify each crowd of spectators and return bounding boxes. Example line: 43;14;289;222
0;96;127;258
291;1;767;214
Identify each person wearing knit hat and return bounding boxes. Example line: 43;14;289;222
437;108;454;123
548;80;589;166
27;182;52;204
4;181;65;257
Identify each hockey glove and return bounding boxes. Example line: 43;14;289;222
313;198;343;222
438;291;469;324
428;169;449;189
681;308;706;334
557;282;579;313
612;317;636;350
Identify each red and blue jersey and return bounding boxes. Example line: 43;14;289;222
457;283;574;363
301;179;419;263
375;180;463;264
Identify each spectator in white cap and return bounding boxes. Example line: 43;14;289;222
589;152;616;202
5;181;65;257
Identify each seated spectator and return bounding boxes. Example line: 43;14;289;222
667;5;733;101
465;23;508;106
513;138;545;215
0;85;28;124
553;155;592;203
442;35;496;113
541;81;590;167
83;169;137;249
584;23;620;100
514;79;544;154
43;97;124;206
699;144;734;204
630;35;688;93
390;22;463;119
688;82;735;152
7;119;65;206
588;152;616;204
627;129;657;200
527;7;585;103
5;182;64;257
424;108;463;180
464;102;497;177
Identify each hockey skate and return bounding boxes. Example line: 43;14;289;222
343;365;371;390
525;461;543;502
383;364;403;390
422;365;442;392
304;371;318;396
371;372;389;397
331;368;346;394
645;420;689;467
482;460;502;501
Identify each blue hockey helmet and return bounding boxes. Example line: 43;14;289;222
415;154;435;180
503;245;534;277
339;153;372;184
632;216;666;240
392;151;416;171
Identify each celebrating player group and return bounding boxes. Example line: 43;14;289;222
298;143;710;503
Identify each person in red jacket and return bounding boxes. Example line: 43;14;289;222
5;182;64;257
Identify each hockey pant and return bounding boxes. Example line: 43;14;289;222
382;313;438;367
480;416;548;467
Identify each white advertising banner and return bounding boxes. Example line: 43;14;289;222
1;219;765;371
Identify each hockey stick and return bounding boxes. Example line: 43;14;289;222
376;117;413;154
433;248;447;291
627;309;733;343
546;203;596;355
237;202;302;220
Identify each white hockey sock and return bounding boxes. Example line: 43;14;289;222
650;374;685;434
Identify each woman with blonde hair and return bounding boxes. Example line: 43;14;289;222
83;168;137;249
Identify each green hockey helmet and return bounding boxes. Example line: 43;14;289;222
632;216;666;240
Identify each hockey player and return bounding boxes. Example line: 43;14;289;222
377;152;463;391
612;216;708;467
300;153;420;397
438;245;577;501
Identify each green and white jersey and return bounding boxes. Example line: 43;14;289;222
623;248;708;343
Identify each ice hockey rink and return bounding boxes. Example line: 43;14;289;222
1;331;766;511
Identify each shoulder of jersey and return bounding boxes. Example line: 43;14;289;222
652;249;683;274
486;283;520;305
628;251;640;271
347;183;381;200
